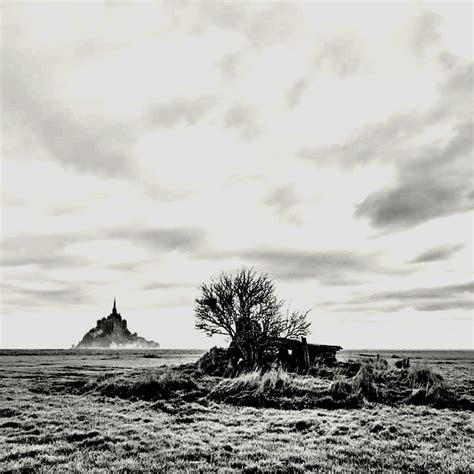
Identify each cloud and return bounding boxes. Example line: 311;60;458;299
315;36;366;78
1;5;226;180
195;2;302;48
299;62;472;232
321;281;474;313
299;60;472;232
1;254;86;269
415;300;474;312
1;283;88;306
108;261;145;272
374;282;474;313
377;282;474;302
218;52;242;80
237;248;383;283
298;62;470;168
192;2;250;33
263;185;301;223
287;78;309;108
109;227;206;253
2;50;134;178
287;34;367;109
223;104;260;140
142;282;195;290
299;111;426;168
148;97;216;128
411;10;441;57
439;62;473;105
0;234;88;269
410;244;463;263
0;226;205;270
356;120;473;230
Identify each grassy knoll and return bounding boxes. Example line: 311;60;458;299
62;358;470;411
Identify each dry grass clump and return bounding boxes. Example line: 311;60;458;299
349;363;382;401
209;369;361;409
405;364;463;408
407;364;444;387
88;367;203;402
329;361;470;409
209;360;471;410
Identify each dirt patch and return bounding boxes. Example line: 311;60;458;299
0;408;19;418
65;430;101;443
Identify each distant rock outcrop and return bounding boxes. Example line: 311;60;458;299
75;299;160;349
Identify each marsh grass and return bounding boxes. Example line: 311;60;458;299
209;360;470;410
97;370;195;399
210;368;360;409
29;350;470;412
331;360;468;408
1;391;472;472
1;353;472;472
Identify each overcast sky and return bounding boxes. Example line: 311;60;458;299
1;2;472;349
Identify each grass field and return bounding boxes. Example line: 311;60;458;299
1;350;473;472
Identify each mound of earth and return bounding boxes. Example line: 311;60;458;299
75;300;159;349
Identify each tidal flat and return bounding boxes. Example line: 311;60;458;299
1;349;473;472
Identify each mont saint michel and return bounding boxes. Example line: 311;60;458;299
75;300;160;349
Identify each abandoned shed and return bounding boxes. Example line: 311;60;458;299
199;338;342;376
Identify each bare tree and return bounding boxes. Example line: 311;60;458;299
195;268;310;367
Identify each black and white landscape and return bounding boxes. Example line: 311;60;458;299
1;2;472;472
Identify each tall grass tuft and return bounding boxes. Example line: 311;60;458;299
404;364;461;407
349;364;382;401
407;364;444;389
91;368;200;401
209;368;361;409
328;360;464;408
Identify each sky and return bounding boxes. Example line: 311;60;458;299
1;2;472;350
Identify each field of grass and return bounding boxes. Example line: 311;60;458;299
1;351;473;472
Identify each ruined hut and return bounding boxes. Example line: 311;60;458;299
223;336;342;374
269;337;342;370
198;338;342;376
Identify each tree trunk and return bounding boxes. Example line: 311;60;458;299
234;340;257;371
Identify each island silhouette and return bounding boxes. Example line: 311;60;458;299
75;299;160;349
